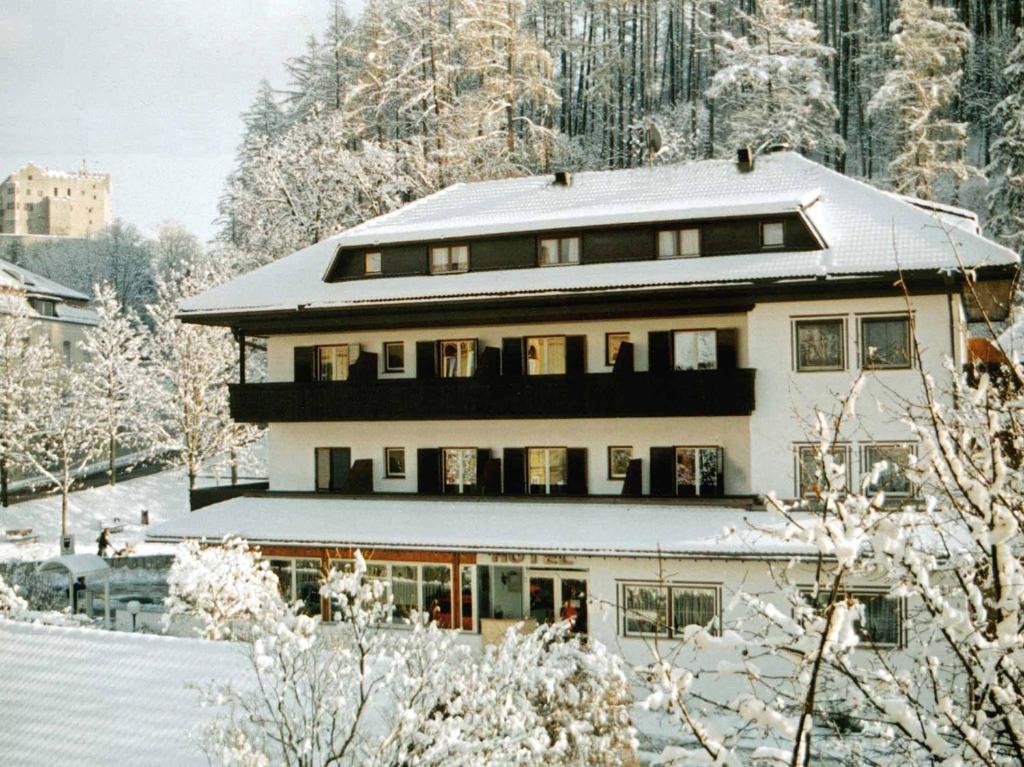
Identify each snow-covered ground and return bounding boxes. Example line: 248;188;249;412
0;467;194;563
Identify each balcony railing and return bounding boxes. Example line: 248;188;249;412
229;369;756;423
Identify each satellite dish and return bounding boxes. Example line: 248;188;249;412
645;122;664;155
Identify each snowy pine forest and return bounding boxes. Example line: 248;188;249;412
217;0;1024;263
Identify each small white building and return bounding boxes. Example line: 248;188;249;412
149;150;1018;672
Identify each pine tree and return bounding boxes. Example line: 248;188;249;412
707;0;844;158
987;28;1024;252
868;0;977;200
79;283;151;486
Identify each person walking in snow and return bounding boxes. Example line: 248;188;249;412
96;527;111;557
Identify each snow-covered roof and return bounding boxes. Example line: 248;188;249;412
147;495;814;559
0;620;246;766
38;554;111;580
179;152;1018;320
0;256;91;302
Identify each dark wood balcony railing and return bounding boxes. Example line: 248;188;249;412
229;368;756;423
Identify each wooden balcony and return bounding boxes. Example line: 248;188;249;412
229;369;756;423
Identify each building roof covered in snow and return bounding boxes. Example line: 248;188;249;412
0;258;97;326
147;495;814;559
0;619;247;766
178;151;1017;323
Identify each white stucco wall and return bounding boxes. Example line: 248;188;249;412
261;292;966;500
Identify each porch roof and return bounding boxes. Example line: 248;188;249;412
146;495;816;560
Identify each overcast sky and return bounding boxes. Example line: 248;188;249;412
1;1;354;241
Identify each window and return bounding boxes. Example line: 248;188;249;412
538;236;580;266
657;228;700;258
332;560;453;628
364;251;382;275
442;448;477;494
384;447;406;478
383;341;405;373
315;447;351;492
796;444;850;498
528;447;567;495
862;443;915;497
761;221;785;248
804;588;902;647
460;564;476;631
673;330;717;370
525;336;566;375
794;318;846;371
438;339;476;377
860;315;912;369
608;446;633;480
29;298;56;317
605;332;629;366
61;341;71;365
316;345;352;381
621;583;719;638
270;558;323;616
675;446;722;496
430;244;468;274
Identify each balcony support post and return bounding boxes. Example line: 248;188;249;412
235;329;247;385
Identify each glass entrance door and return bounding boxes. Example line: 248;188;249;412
526;573;587;632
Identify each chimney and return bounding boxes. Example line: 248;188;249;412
736;146;754;172
553;170;573;187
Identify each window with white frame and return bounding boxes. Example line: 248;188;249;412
269;558;323;616
331;560;454;628
795;443;851;498
438;339;476;377
673;329;717;370
430;244;468;274
525;336;566;375
528;447;567;494
862;443;915;497
442;448;477;494
364;251;382;274
538;236;580;266
620;582;719;638
316;344;354;381
657;228;700;258
675;446;722;496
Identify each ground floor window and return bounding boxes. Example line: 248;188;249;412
620;582;719;638
269;558;322;616
803;588;902;647
331;560;453;628
476;566;588;632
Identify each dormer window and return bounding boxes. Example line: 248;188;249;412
657;228;700;258
29;298;56;317
761;221;785;249
430;245;468;274
538;236;580;266
364;251;382;275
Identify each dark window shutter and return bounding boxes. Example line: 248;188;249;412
566;336;586;375
566;448;588;495
612;341;634;374
648;332;672;373
621;458;643;496
503;448;526;495
481;457;502;495
294;346;315;382
650;447;675;497
417;448;441;494
473;448;491;494
330;448;351;491
716;329;738;370
476;346;501;379
502;337;524;377
343;459;373;494
416;341;436;379
348;349;378;382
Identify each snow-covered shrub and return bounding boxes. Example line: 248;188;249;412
194;548;636;766
0;573;28;617
164;536;285;640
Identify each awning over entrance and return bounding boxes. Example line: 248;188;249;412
146;495;813;560
37;554;112;628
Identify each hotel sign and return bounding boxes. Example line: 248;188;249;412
490;552;575;566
